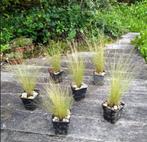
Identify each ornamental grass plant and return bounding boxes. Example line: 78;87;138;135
47;41;62;73
50;52;61;73
68;47;85;88
43;80;73;120
88;36;105;73
13;64;40;97
107;51;138;107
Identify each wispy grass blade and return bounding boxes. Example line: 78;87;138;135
10;64;40;97
68;47;85;88
107;50;139;107
43;80;73;120
46;41;62;72
86;35;105;73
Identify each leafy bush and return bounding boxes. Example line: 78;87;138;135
132;31;147;62
93;10;127;38
0;44;10;53
0;0;41;12
0;0;117;45
1;0;146;56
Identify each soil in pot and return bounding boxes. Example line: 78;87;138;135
102;101;125;123
71;83;88;101
48;68;63;83
20;89;40;111
93;71;105;85
52;112;70;134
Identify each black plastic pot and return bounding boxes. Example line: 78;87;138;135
52;115;70;135
49;69;63;83
102;102;125;123
93;71;105;85
20;89;40;111
71;83;88;101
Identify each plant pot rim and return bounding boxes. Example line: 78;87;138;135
102;101;125;111
93;71;105;76
52;110;71;123
48;68;63;74
20;90;39;100
71;82;88;90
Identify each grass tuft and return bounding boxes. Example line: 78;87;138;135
43;80;73;120
107;51;138;107
68;47;85;88
12;64;40;97
47;41;62;72
87;35;105;73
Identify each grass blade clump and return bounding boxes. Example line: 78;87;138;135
50;53;61;73
107;52;137;107
43;81;73;120
68;48;85;88
47;41;62;72
87;36;105;73
13;64;40;97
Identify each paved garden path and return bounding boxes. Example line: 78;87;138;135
1;33;147;142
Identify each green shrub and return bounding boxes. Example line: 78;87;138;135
132;31;147;62
94;10;127;38
1;0;146;54
0;44;10;53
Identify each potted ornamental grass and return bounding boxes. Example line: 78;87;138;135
47;42;63;83
14;64;40;110
102;54;135;123
68;49;88;101
43;81;73;134
88;36;105;85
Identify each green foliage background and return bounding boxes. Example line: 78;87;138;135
0;0;147;59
